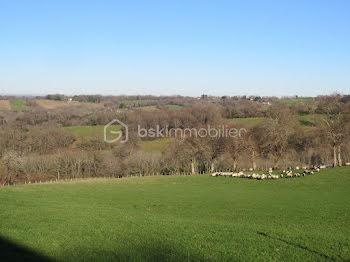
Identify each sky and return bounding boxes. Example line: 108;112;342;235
0;0;349;97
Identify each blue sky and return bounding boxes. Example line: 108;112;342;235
0;0;349;96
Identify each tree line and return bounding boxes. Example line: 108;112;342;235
0;94;350;185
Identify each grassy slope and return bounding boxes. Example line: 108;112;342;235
9;99;25;112
140;138;174;152
280;97;314;104
0;167;349;262
62;126;172;152
62;125;121;138
166;105;183;110
299;114;327;126
228;117;264;127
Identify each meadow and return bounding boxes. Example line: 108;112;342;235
9;99;25;112
0;167;349;262
140;138;174;152
280;97;314;104
228;117;264;127
62;125;121;138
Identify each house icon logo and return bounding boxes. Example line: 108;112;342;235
104;119;128;143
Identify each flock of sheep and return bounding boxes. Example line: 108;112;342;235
211;167;320;180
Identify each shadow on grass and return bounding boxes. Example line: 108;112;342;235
0;235;207;262
0;236;54;262
257;232;337;261
70;239;207;262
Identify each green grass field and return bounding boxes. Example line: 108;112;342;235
166;105;183;110
9;99;25;112
0;167;349;261
140;138;174;152
228;117;264;127
280;97;314;104
299;114;327;126
62;125;121;138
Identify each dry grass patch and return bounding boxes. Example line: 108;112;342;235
35;100;102;109
0;100;11;110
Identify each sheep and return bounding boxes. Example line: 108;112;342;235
285;171;293;178
212;167;313;181
295;166;300;170
231;173;238;178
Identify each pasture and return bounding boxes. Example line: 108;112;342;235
0;167;349;261
166;105;183;110
62;125;121;138
280;97;314;104
228;117;264;127
10;99;25;112
62;125;172;152
140;138;174;152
